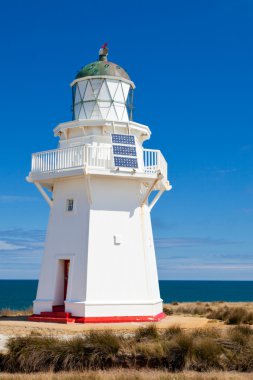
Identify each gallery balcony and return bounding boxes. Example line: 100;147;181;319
28;145;169;188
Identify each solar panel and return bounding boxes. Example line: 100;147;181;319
111;134;138;169
112;134;135;145
114;157;138;168
113;145;137;156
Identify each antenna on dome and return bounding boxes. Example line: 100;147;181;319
99;43;108;61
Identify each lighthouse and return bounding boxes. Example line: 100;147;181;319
28;45;171;323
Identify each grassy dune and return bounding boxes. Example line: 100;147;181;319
1;302;253;376
1;325;253;373
0;370;253;379
163;302;253;324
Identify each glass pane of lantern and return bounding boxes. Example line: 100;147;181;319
98;81;111;101
98;101;111;119
91;103;102;119
121;82;130;102
114;82;125;103
83;81;95;101
114;103;125;120
91;79;103;98
79;105;86;119
75;87;81;104
78;81;87;99
74;102;82;119
107;103;118;120
107;79;119;99
121;106;129;121
84;101;95;118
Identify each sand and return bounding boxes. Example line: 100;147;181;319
0;315;221;351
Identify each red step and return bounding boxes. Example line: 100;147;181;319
40;311;72;318
28;314;75;324
74;312;166;323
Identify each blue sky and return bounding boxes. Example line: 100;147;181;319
0;0;252;279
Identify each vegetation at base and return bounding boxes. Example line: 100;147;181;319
169;302;253;325
0;307;33;317
1;370;253;380
2;325;253;374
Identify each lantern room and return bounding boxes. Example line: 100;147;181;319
71;44;134;122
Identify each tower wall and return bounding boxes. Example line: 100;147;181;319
34;175;162;318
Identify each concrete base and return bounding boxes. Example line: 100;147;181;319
65;300;163;318
28;311;166;324
31;299;165;324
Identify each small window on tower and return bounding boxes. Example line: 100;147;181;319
66;199;74;212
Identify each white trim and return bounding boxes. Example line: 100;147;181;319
53;119;151;137
70;75;135;89
65;299;162;306
34;181;53;207
140;174;162;206
149;189;165;211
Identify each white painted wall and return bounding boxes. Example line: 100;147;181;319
34;174;162;317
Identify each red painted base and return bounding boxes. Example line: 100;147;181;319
28;310;166;324
74;312;166;324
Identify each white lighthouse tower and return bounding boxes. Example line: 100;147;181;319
28;45;171;323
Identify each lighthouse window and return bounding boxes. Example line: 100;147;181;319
66;199;74;212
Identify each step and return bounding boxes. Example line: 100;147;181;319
28;315;75;324
40;311;72;318
52;305;65;312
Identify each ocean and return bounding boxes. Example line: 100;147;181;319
0;280;253;310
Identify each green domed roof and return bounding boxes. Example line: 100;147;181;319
75;45;131;81
76;60;130;80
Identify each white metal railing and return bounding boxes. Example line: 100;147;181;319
31;145;167;180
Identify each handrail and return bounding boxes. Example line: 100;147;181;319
31;145;167;180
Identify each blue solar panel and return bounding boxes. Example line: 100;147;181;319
114;156;138;168
113;145;137;156
112;134;135;145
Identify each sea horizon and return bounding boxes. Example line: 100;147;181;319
1;280;253;310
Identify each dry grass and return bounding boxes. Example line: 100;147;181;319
1;303;253;375
168;302;253;325
2;325;253;373
1;325;253;374
0;370;253;379
0;307;32;317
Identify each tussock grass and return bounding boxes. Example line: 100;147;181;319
168;302;253;325
135;324;159;341
2;316;253;374
190;338;224;371
163;325;183;339
3;331;121;373
163;306;173;315
0;307;33;317
1;370;253;379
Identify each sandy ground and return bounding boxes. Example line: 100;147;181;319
2;301;251;350
0;315;219;334
0;315;221;352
